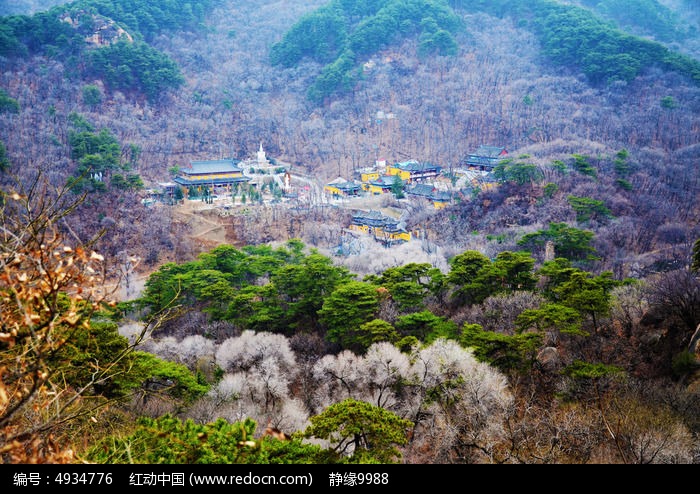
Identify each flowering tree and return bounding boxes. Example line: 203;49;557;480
310;338;513;463
210;330;307;432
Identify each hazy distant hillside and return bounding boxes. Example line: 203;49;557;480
271;0;700;103
0;0;69;15
573;0;700;58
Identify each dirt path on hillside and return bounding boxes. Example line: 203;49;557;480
108;201;233;302
107;191;407;302
174;200;229;247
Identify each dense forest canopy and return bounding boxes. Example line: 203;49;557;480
269;0;463;101
0;0;699;464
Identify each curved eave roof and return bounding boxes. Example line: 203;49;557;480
174;176;251;186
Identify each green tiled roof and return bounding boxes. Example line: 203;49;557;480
370;176;398;186
394;160;441;173
466;146;508;168
183;159;243;175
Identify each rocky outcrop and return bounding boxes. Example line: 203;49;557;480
60;11;133;47
537;346;562;372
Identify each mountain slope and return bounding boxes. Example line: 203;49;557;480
270;0;700;103
0;0;218;102
0;0;697;275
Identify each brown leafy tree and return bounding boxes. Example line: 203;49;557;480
0;178;108;462
0;175;176;463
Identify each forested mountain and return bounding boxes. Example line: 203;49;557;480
270;0;700;102
0;0;698;464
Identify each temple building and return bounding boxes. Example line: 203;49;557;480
349;210;411;246
465;145;508;171
173;159;250;192
386;160;442;182
362;175;399;195
324;177;361;197
405;183;453;209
